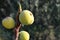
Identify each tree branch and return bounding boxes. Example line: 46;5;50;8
14;3;22;40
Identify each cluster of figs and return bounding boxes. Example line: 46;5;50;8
2;4;34;40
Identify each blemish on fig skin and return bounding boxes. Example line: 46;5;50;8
30;13;32;16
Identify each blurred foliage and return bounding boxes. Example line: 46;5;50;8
0;0;60;40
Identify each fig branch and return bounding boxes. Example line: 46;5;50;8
14;4;22;40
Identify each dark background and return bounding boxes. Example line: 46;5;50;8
0;0;60;40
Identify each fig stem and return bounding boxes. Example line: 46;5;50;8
15;24;21;40
14;3;22;40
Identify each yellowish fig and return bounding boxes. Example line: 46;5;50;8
2;17;15;29
19;31;30;40
19;10;34;25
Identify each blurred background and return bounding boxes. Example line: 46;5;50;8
0;0;60;40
